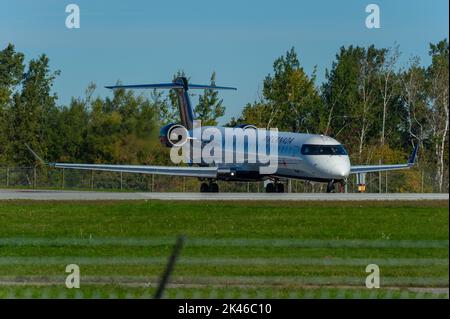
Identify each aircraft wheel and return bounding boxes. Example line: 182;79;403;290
265;183;275;193
326;180;335;193
200;182;209;193
276;183;285;193
209;182;219;193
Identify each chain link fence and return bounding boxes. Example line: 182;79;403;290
0;166;441;193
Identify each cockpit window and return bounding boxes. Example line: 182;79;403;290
301;144;348;156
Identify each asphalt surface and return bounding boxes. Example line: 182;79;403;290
0;189;448;201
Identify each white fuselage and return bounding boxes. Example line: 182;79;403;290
268;132;350;182
195;127;351;182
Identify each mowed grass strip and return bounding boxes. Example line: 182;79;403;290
0;245;448;259
0;263;447;283
0;237;448;248
0;274;447;288
0;285;448;299
0;200;447;239
0;200;448;295
0;256;447;266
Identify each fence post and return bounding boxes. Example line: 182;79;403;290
6;168;9;187
61;169;65;189
152;174;155;192
120;172;123;190
34;166;37;188
385;172;388;193
378;171;382;193
421;170;424;193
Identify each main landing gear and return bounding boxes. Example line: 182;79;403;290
265;181;285;193
326;179;346;193
200;180;219;193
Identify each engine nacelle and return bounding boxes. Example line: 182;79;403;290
234;123;257;130
159;123;187;147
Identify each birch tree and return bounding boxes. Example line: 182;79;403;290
427;40;449;192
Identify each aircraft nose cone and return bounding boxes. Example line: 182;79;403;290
308;156;350;179
339;167;350;177
336;159;350;178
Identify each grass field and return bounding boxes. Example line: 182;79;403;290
0;200;448;299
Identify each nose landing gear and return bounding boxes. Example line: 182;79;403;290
326;180;335;193
326;179;346;193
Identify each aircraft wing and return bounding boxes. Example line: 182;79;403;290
24;145;218;178
49;163;218;178
350;144;419;174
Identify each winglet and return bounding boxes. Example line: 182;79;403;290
408;144;419;166
25;144;47;165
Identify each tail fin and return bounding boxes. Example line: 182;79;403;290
172;77;195;131
106;77;236;130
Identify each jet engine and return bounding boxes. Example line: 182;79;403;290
234;123;257;130
159;123;188;147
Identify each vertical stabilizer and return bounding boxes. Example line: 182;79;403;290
172;77;195;130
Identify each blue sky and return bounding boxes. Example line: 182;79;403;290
1;0;448;123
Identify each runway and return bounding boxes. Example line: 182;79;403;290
0;189;448;201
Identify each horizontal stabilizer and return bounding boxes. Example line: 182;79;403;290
105;83;237;91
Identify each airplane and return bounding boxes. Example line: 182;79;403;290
26;76;419;193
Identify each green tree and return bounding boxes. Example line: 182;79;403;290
164;70;189;125
83;83;160;165
151;89;172;125
227;100;272;128
0;44;24;107
6;54;60;165
263;47;322;133
195;72;225;126
426;39;449;192
321;45;385;161
55;84;92;162
0;44;24;164
399;57;428;146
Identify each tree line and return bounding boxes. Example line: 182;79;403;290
0;40;448;192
